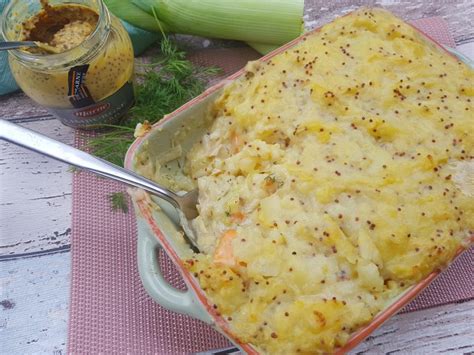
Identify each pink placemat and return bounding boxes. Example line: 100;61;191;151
68;17;473;354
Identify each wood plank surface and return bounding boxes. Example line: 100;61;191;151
1;0;472;354
304;0;474;43
0;117;74;258
1;251;70;354
351;300;474;354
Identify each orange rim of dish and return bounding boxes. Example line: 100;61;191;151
124;10;472;354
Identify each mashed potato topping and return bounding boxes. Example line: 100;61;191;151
183;8;473;354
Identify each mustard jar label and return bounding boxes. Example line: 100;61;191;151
50;74;134;129
67;64;95;108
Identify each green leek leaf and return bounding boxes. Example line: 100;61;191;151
132;0;304;46
104;0;162;32
246;42;279;55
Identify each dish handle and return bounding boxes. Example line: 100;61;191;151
137;218;213;323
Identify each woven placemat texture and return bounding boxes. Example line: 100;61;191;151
68;17;472;354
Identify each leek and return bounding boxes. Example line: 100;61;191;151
247;42;279;55
105;0;304;54
133;0;303;45
104;0;164;32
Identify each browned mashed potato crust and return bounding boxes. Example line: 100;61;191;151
179;8;473;355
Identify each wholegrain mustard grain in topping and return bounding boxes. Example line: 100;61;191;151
183;8;473;354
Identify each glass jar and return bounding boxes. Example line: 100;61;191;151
1;0;134;129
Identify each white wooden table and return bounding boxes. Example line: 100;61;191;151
1;1;473;353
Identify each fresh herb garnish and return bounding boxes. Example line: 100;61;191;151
86;35;220;166
109;192;129;213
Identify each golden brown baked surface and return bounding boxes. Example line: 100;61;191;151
184;8;473;354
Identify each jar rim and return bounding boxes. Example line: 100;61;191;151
0;0;111;69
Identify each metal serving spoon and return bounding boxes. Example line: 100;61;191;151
0;41;61;53
0;119;200;248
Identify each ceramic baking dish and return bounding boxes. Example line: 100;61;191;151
124;13;473;354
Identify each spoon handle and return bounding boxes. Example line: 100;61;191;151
0;41;37;51
0;119;181;207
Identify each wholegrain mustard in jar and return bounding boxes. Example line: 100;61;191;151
1;0;134;129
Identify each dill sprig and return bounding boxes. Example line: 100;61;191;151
86;36;220;167
109;192;129;213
